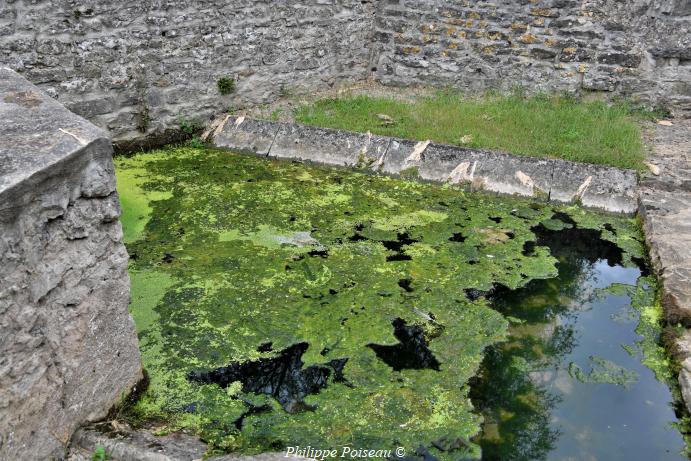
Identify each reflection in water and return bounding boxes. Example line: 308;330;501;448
471;224;686;461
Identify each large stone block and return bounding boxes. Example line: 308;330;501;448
212;116;280;156
269;123;390;168
0;68;142;460
551;159;638;213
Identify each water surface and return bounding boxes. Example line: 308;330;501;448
472;224;686;460
115;146;684;460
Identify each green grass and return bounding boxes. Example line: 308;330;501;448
294;91;652;170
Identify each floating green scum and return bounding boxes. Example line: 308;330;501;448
115;145;648;459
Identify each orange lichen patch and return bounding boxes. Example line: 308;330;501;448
446;18;466;26
544;38;557;47
530;8;556;17
518;33;538;44
510;22;528;32
422;34;436;44
533;18;545;26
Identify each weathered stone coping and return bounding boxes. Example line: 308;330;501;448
68;426;310;461
209;115;638;214
638;119;691;414
0;67;110;196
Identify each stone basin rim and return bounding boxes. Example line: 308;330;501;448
209;115;639;215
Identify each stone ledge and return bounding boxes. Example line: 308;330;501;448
638;119;691;414
212;116;639;214
68;426;313;461
0;67;109;196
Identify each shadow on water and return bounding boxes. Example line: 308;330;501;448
470;217;686;461
367;318;441;371
188;343;348;414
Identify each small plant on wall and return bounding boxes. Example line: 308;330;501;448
92;446;109;461
217;76;236;95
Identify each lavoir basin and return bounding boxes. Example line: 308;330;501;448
115;146;686;460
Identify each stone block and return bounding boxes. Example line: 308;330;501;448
210;118;640;215
0;68;142;461
269;123;390;168
550;159;638;213
681;359;691;413
379;138;421;175
418;143;554;198
212;116;280;156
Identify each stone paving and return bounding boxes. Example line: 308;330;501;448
638;118;691;411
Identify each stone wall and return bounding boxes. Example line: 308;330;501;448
0;69;142;460
0;0;689;147
373;0;690;111
0;0;378;149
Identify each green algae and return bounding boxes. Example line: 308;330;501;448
115;145;654;459
568;357;639;389
598;276;674;385
469;204;687;459
116;150;174;243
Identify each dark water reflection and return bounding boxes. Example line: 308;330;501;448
472;229;686;461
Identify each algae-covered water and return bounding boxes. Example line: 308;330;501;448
115;146;685;460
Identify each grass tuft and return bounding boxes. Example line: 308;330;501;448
294;91;653;170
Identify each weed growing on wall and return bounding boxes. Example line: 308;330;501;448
217;77;236;95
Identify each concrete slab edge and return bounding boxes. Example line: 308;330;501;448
212;117;638;214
